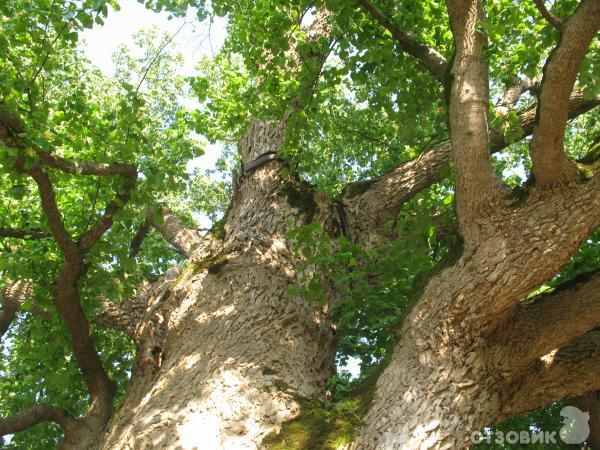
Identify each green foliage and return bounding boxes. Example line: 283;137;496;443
474;402;572;449
0;2;204;446
1;0;600;446
287;184;457;372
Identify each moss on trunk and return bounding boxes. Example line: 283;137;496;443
262;368;383;449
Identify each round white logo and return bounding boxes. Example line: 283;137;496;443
559;406;590;444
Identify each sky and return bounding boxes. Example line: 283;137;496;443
79;0;362;378
80;0;227;78
80;0;227;228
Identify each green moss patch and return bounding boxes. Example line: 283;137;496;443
262;369;382;449
192;254;229;275
210;201;233;241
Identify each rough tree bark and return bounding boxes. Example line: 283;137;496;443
351;0;600;448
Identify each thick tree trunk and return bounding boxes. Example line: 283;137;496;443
353;174;600;449
96;120;340;449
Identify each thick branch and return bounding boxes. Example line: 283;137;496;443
0;404;79;437
533;0;564;32
93;299;141;340
147;208;202;258
447;0;503;242
529;0;600;185
0;280;33;339
356;0;448;81
0;298;19;340
504;330;600;419
0;227;51;240
490;270;600;376
343;91;599;245
54;259;115;434
574;391;600;449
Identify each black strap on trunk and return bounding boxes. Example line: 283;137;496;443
335;202;351;240
242;152;282;177
239;152;352;240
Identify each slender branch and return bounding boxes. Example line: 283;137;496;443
490;270;600;376
0;404;79;437
533;0;564;32
495;75;539;114
0;107;137;178
78;174;137;253
356;0;448;81
529;0;600;185
34;148;137;177
504;330;600;419
15;159;79;259
0;227;51;240
135;20;189;93
129;218;152;258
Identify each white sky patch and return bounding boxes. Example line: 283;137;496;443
342;356;361;379
80;0;227;77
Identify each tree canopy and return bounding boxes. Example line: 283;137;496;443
0;0;598;447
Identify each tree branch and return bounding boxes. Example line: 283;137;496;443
495;75;539;115
0;281;32;340
342;91;599;247
0;107;136;178
0;404;79;438
15;159;79;259
490;270;600;377
529;0;600;185
0;227;51;240
34;148;137;177
93;296;144;340
53;259;115;436
533;0;564;32
574;391;600;449
146;207;203;258
504;330;600;419
78;174;137;253
0;281;31;339
129;218;152;258
447;0;504;242
356;0;448;81
1;280;52;339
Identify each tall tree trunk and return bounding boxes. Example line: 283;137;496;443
352;159;600;449
96;120;340;449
